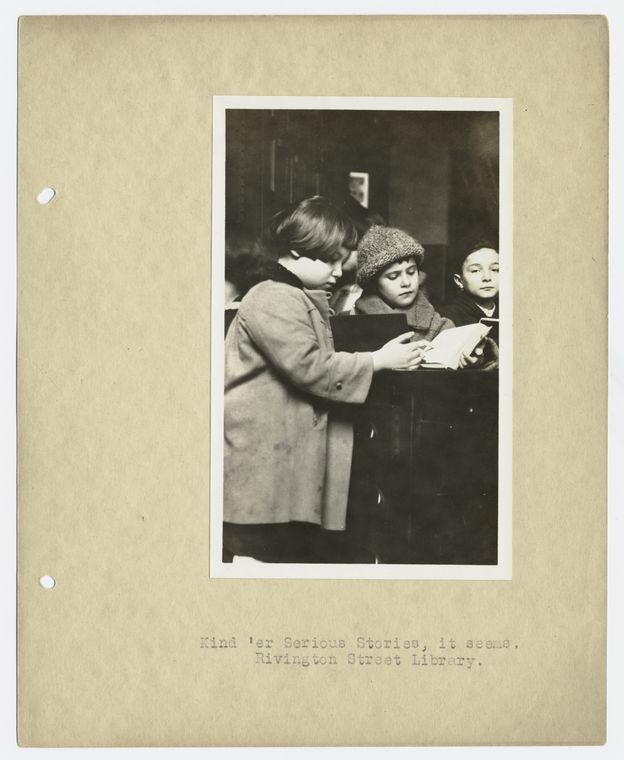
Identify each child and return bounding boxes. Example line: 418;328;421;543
350;226;491;369
223;197;428;562
223;224;268;335
351;225;455;339
440;242;500;328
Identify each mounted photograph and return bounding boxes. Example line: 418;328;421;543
210;97;512;580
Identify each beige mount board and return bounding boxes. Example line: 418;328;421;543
17;15;607;746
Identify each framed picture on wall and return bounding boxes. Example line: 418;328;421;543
349;171;369;208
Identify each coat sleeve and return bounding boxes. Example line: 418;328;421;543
238;284;374;403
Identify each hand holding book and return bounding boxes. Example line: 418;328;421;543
419;322;493;370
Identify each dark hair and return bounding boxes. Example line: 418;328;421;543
269;196;358;261
225;225;271;294
453;239;499;273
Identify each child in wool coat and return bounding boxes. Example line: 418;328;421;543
223;199;429;562
351;225;455;339
350;225;487;368
439;242;500;369
440;242;500;342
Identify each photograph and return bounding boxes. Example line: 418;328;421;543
211;97;512;579
13;11;611;749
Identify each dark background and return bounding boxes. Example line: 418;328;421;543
225;109;499;306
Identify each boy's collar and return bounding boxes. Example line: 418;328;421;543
267;261;305;289
456;289;498;310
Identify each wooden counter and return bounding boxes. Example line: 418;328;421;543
344;369;499;565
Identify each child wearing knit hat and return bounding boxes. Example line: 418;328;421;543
353;226;455;342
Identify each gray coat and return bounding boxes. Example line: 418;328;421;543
224;280;373;530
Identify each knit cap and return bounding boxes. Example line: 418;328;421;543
356;226;425;288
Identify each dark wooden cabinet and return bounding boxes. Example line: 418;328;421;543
346;370;498;565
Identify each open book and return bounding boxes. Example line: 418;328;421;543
421;322;492;369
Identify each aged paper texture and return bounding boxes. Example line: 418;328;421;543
17;15;608;746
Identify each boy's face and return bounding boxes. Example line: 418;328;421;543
377;257;419;309
455;248;499;302
292;245;351;290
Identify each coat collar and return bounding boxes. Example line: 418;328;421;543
245;259;332;318
453;289;498;316
354;290;437;331
262;260;305;289
260;260;333;317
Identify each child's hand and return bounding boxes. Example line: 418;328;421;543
480;337;499;371
458;339;486;369
372;332;427;371
412;339;431;351
458;337;499;370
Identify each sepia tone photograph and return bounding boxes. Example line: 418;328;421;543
211;97;512;579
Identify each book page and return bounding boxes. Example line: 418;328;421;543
17;15;608;746
423;322;491;368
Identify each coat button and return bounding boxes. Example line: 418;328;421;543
336;381;343;390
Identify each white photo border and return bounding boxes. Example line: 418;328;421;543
210;95;513;580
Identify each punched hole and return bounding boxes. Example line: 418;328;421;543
39;575;56;589
37;187;56;205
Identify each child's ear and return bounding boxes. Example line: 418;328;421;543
453;273;464;290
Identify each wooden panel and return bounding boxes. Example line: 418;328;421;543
349;370;498;564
